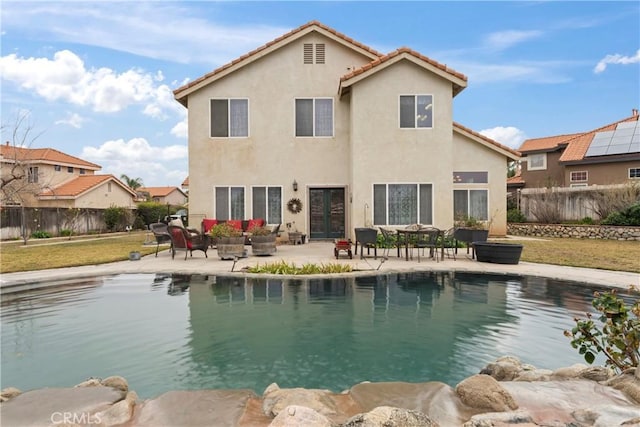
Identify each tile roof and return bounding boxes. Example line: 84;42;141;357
0;145;101;169
139;186;185;198
340;47;467;92
181;176;189;187
559;114;639;162
507;172;525;185
453;122;521;159
173;20;383;103
39;175;133;198
517;133;583;153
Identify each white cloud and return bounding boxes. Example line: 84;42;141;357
171;117;188;139
594;49;640;74
458;61;573;84
0;50;182;117
483;30;544;51
479;126;527;149
55;112;85;128
81;137;187;186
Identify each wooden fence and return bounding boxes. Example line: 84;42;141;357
1;207;109;240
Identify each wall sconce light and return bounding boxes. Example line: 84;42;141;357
292;179;298;192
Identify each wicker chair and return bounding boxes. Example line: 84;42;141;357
167;225;210;260
150;222;171;257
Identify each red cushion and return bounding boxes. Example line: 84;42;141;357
247;218;265;231
202;219;218;233
227;220;243;231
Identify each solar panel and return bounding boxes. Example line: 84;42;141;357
585;120;640;157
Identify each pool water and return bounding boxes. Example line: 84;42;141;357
0;272;620;398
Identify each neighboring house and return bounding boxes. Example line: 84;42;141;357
181;176;189;193
138;186;188;205
1;143;136;208
173;21;520;238
509;110;640;190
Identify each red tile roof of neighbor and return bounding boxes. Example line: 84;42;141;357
518;112;639;162
181;176;189;186
0;145;101;169
39;175;134;198
139;187;184;197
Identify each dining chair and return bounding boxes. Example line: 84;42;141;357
413;227;440;262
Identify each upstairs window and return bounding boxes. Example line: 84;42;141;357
54;165;61;172
570;171;588;182
28;167;39;183
68;166;74;173
629;168;640;179
303;43;325;64
79;168;86;175
295;98;333;137
527;153;547;171
400;95;433;129
210;99;249;138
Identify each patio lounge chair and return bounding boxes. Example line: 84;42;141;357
167;225;211;260
150;222;171;257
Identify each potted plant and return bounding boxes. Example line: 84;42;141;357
249;225;277;256
453;215;490;245
209;223;246;260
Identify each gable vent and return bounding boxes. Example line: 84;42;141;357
304;43;313;64
315;43;325;64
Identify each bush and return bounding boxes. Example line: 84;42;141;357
578;217;595;225
564;288;639;372
60;229;73;237
31;230;51;239
132;215;146;230
104;206;126;231
136;202;170;226
601;202;640;226
507;208;527;223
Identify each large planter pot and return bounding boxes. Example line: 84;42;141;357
251;234;277;256
473;242;523;265
217;236;247;260
454;228;489;244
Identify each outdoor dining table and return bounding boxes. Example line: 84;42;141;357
395;228;441;261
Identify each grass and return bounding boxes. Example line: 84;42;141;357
0;233;638;274
0;232;159;274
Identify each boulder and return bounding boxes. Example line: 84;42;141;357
268;405;334;427
580;366;615;382
75;378;102;388
462;410;533;427
479;356;524;381
342;406;438;427
514;369;553;382
551;363;588;379
455;374;518;412
93;391;137;426
101;376;128;393
1;387;22;401
606;369;640;404
262;387;339;418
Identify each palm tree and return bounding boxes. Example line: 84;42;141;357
120;174;144;190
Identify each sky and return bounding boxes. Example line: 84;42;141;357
1;1;639;187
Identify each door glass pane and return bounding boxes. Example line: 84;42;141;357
453;190;468;221
399;96;415;128
230;187;244;219
215;187;229;220
295;99;313;137
252;187;266;220
389;184;417;225
211;100;228;137
330;188;345;236
373;184;386;225
470;190;488;220
419;184;432;224
267;187;282;224
309;189;325;233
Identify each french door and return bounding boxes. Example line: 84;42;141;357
309;188;345;239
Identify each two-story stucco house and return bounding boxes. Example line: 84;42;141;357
0;143;136;209
174;21;520;239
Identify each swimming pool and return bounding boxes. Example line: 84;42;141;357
0;272;619;399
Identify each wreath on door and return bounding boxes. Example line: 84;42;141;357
287;197;303;214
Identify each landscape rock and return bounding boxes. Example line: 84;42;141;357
101;376;129;393
514;368;553;382
75;378;102;388
342;406;438;427
462;410;534;427
455;374;518;412
1;387;22;401
551;363;588;379
479;356;524;381
268;405;334;427
606;369;640;404
262;387;339;418
93;391;137;426
580;366;615;382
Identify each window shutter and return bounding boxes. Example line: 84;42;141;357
315;43;325;64
303;43;313;64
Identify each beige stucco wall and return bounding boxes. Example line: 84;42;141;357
38;182;135;209
186;33;375;229
153;190;187;206
452;133;509;236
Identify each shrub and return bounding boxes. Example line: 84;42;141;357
247;260;352;275
104;206;126;231
578;217;595;225
136;202;170;226
564;288;639;372
31;230;51;239
248;225;272;236
601;202;640;226
507;208;527;223
60;229;73;237
209;222;242;238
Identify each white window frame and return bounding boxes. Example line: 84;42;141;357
570;171;588;182
453;189;489;221
214;186;246;220
399;94;434;129
372;183;433;226
210;98;249;138
570;183;588;188
294;97;334;137
629;168;640;179
27;166;39;183
527;153;547;171
251;185;283;225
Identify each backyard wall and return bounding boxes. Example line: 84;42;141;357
1;207;112;240
507;223;640;241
